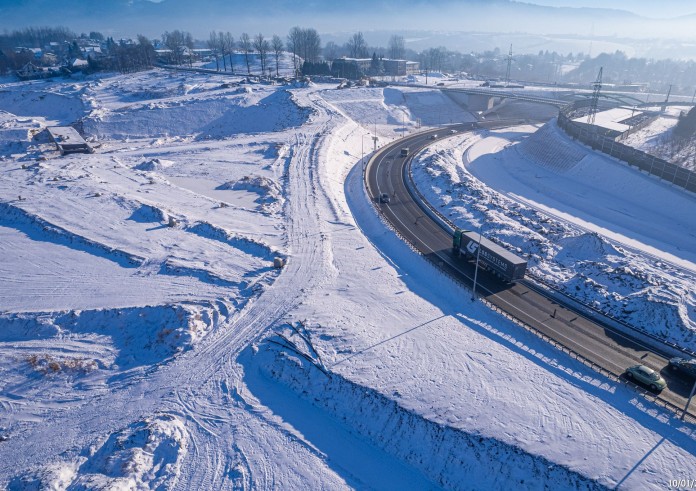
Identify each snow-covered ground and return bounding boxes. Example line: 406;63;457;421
621;106;696;172
411;120;696;349
0;70;695;489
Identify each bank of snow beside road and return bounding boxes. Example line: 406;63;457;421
412;119;696;349
261;90;696;489
1;73;695;490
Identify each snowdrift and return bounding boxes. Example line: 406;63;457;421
9;414;188;490
83;87;309;140
412;130;696;349
248;341;600;490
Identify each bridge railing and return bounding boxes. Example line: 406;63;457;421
557;102;696;194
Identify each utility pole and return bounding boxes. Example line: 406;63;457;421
662;84;672;112
505;44;512;87
471;226;483;301
682;378;696;421
373;121;378;152
587;66;603;125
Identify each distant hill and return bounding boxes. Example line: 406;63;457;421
0;0;692;44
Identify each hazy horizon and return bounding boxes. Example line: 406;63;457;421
2;0;696;59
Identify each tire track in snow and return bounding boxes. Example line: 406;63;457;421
162;90;341;489
0;89;340;488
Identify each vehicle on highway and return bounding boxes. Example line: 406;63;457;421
379;193;390;204
449;129;457;134
669;357;696;380
624;364;667;391
452;228;527;282
400;147;409;157
429;134;438;140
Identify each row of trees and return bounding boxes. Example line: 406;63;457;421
563;50;696;93
205;31;285;76
90;36;155;74
3;25;696;93
287;27;321;74
0;26;75;50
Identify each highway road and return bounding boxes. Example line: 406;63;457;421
364;122;696;418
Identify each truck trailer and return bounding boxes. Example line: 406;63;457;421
453;228;527;283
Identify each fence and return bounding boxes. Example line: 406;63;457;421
557;102;696;193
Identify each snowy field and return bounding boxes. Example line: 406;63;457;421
0;70;695;489
411;120;696;349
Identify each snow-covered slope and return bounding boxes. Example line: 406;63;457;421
0;72;694;490
412;120;696;348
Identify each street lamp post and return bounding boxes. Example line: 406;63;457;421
360;135;365;173
471;225;483;301
361;133;371;172
682;378;696;420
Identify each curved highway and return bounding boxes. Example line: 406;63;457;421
365;122;695;418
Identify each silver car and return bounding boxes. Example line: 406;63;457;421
625;364;667;392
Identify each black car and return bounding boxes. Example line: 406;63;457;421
669;357;696;379
379;193;390;204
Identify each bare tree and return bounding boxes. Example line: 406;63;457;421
388;35;405;60
253;33;270;76
346;32;368;59
208;31;220;71
271;34;284;77
162;30;192;65
286;27;321;76
287;26;301;76
302;28;321;64
136;34;154;67
324;41;339;61
239;32;252;75
222;31;234;72
185;31;194;67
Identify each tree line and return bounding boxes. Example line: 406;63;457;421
2;25;696;94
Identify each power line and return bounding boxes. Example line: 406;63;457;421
505;44;512;87
587;66;603;125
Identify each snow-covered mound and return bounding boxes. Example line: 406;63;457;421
248;341;598;490
0;85;86;124
517;120;586;172
218;175;283;213
621;107;695;172
321;86;475;131
219;175;280;199
83;85;309;141
133;158;175;172
186;221;278;261
556;232;624;264
127;203;168;223
412;130;696;349
9;414;187;490
0;302;221;371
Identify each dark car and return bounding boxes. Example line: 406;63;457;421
669;357;696;380
379;193;390;204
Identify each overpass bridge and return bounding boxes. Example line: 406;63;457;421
441;87;569;111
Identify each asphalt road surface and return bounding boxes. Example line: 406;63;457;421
365;122;696;418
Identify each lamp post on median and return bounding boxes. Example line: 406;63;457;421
471;225;484;302
361;133;372;173
682;378;696;421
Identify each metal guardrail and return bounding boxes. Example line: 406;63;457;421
402;133;696;360
557;102;696;194
364;125;696;421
